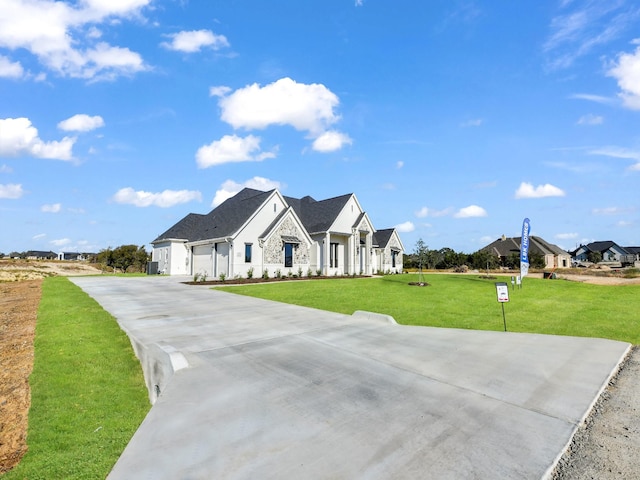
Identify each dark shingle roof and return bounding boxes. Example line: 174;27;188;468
284;193;352;234
582;241;630;255
481;236;568;257
153;188;273;243
373;228;394;248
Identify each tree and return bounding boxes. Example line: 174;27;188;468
587;251;603;264
469;250;499;271
97;245;150;273
414;238;429;270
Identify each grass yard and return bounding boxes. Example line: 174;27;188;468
217;274;640;344
3;277;149;480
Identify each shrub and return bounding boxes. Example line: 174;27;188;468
247;267;254;279
262;268;269;280
316;269;322;277
219;273;226;282
297;267;303;277
287;270;293;278
275;269;282;279
307;268;313;278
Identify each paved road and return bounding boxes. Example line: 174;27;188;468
70;276;630;480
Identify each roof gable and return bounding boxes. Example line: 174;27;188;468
284;192;353;234
152;188;274;243
481;236;568;257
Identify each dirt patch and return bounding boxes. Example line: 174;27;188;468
0;280;41;473
552;346;640;479
0;259;102;282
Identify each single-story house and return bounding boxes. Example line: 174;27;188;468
151;188;404;277
25;250;58;260
58;252;93;261
481;235;571;269
571;241;636;266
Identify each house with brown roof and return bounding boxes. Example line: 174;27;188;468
151;188;404;277
480;235;571;269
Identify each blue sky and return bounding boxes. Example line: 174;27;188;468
1;0;639;255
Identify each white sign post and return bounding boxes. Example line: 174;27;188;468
495;282;509;331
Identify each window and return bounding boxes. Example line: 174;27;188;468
284;243;293;268
391;250;397;268
330;243;339;268
245;244;252;263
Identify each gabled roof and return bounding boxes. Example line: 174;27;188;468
152;188;273;243
625;246;640;255
373;228;394;248
284;193;353;234
579;241;630;255
481;236;568;257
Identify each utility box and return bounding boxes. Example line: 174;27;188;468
147;261;159;275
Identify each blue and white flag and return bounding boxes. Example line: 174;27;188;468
520;217;530;278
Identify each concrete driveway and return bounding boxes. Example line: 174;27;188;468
70;276;630;480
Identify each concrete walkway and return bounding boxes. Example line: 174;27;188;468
70;276;630;480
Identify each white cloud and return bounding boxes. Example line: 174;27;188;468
0;118;75;160
608;44;640;109
212;177;282;207
0;54;24;78
312;131;352;152
394;221;415;233
569;93;617;105
514;182;565;199
0;0;150;81
209;85;232;97
33;233;46;240
0;183;23;199
460;118;483;127
555;232;578;240
41;203;62;213
588;146;640;170
50;238;71;247
58;114;105;132
161;30;230;53
196;134;276;168
0;164;12;173
576;113;603;125
112;187;202;207
415;207;429;218
453;205;487;218
592;206;626;216
543;2;640;70
396;161;404;169
219;77;341;136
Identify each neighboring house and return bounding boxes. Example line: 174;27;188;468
25;250;58;260
58;252;93;261
571;241;636;266
481;235;571;269
151;188;404;277
625;246;640;265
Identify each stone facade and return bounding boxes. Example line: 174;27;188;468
263;216;310;265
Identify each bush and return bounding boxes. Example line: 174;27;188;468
247;267;254;279
219;273;226;282
262;269;269;280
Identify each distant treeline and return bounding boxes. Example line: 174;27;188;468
403;238;545;271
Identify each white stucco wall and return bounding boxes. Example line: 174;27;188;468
152;240;189;275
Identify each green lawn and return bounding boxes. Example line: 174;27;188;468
217;274;640;344
3;277;149;480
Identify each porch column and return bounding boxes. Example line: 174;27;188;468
365;232;372;275
324;232;330;275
